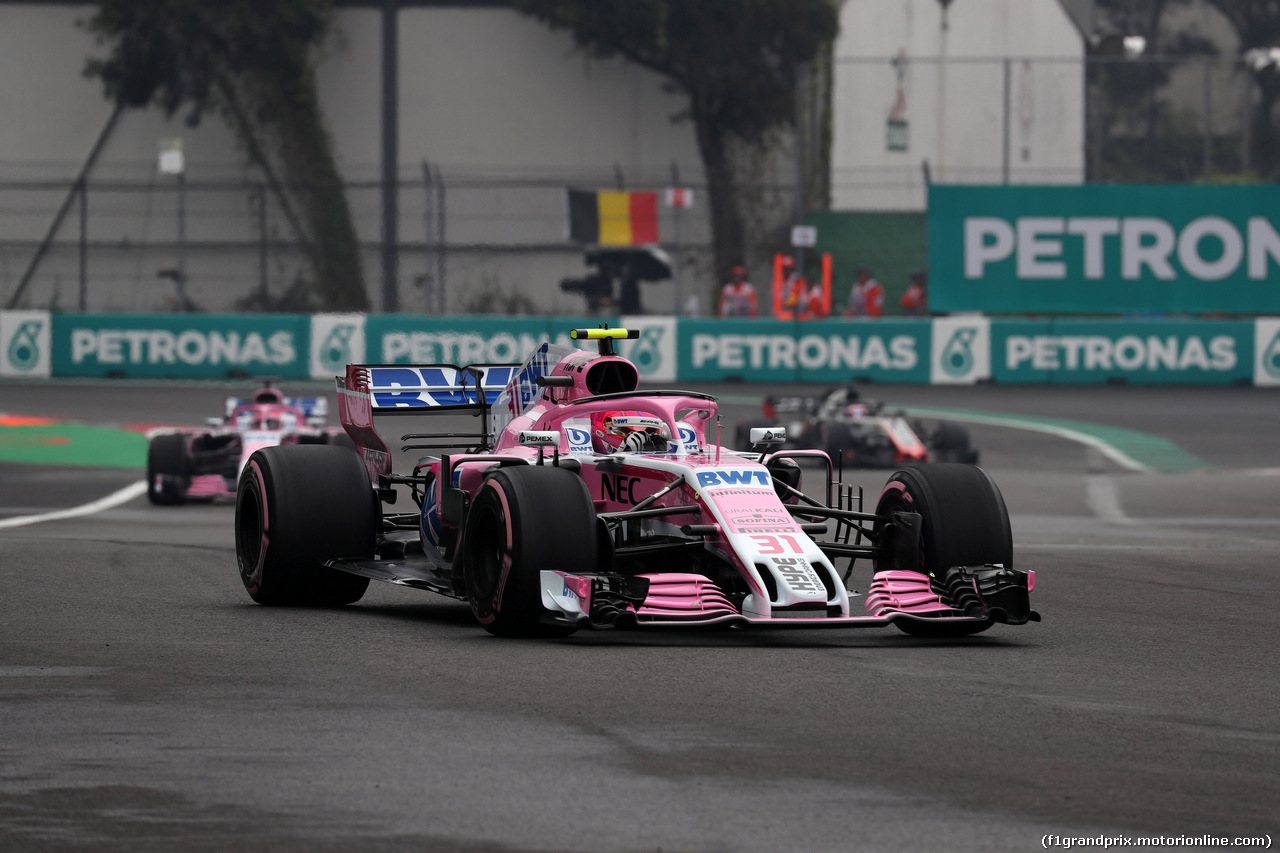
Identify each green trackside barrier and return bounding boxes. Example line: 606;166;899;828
51;313;311;379
24;312;1270;386
990;318;1253;385
929;184;1280;315
677;318;932;383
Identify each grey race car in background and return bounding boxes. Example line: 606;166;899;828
735;385;979;469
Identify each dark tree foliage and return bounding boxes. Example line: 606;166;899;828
1204;0;1280;178
84;0;369;311
512;0;840;288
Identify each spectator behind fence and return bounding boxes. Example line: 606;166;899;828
719;264;757;317
783;259;827;320
844;266;884;318
900;269;928;316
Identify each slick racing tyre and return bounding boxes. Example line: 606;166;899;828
463;465;596;638
146;433;189;505
930;420;979;464
235;445;375;606
818;422;853;465
325;431;358;451
873;463;1012;637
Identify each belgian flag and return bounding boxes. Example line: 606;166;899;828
567;189;659;245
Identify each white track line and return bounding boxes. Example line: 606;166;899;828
903;408;1152;473
0;480;148;530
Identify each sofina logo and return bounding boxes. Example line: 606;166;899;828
1253;318;1280;386
619;316;676;382
310;314;366;380
931;316;990;384
0;311;51;377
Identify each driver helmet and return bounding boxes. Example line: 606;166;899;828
844;403;870;418
591;411;670;453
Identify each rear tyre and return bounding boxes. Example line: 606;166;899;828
930;420;978;464
873;463;1012;637
463;465;596;637
818;422;853;464
325;431;357;451
146;433;189;505
235;445;375;606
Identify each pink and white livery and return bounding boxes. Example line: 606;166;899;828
146;384;353;505
233;329;1038;638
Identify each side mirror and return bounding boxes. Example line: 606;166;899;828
517;430;561;447
749;427;787;447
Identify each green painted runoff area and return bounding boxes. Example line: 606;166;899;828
903;406;1209;474
0;423;147;468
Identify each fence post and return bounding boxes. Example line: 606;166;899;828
256;183;268;306
78;179;87;312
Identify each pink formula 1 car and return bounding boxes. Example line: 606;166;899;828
233;329;1038;638
146;384;353;505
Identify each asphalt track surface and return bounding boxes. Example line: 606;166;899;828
2;380;1278;852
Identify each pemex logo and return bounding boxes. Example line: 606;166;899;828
7;320;44;372
940;327;978;378
1262;328;1280;381
628;326;666;377
320;323;356;373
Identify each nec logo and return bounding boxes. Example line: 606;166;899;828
695;469;770;488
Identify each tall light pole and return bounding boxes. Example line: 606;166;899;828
381;0;399;313
937;0;954;183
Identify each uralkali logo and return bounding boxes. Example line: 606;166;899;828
70;328;295;366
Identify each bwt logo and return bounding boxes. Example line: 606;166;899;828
695;469;770;488
565;427;592;448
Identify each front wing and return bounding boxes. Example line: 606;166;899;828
539;566;1039;631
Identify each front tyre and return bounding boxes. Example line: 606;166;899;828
146;433;189;505
463;465;596;637
873;463;1012;637
235;445;375;606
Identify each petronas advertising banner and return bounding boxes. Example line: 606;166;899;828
991;319;1252;385
929;185;1280;314
678;319;931;383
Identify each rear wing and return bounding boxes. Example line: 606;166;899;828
337;363;518;482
